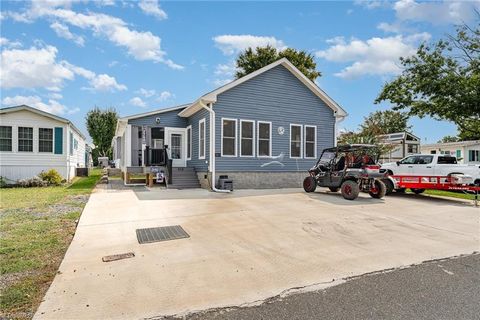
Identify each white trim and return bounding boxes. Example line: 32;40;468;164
239;119;255;157
198;118;206;160
119;103;191;121
304;125;317;159
257;121;272;158
178;58;347;118
186;125;192;160
220;117;237;157
289;124;303;159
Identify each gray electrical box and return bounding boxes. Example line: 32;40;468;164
217;175;233;191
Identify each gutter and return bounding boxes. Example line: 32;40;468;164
198;100;230;193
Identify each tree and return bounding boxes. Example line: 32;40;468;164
86;107;118;162
375;18;480;139
359;110;411;136
438;135;459;143
235;46;321;81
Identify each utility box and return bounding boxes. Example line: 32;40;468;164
217;175;233;191
98;157;109;168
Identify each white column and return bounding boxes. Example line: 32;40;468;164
125;124;132;167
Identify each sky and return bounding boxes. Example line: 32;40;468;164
1;0;479;143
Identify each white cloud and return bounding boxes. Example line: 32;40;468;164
377;22;403;33
48;92;63;99
393;0;480;25
213;35;287;55
156;91;172;102
50;21;85;46
136;88;156;98
316;33;431;79
108;60;118;67
2;95;79;115
354;0;390;9
129;97;147;108
0;37;22;48
212;78;232;87
1;44;127;92
212;62;236;86
5;4;182;69
138;0;167;20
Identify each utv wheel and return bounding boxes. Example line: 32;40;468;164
382;178;394;195
411;188;425;194
341;180;360;200
369;179;387;199
303;176;317;193
328;187;339;192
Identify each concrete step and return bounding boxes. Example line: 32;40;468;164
169;184;201;189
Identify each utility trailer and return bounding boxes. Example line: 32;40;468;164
387;175;480;206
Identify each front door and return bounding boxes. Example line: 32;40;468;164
165;128;186;167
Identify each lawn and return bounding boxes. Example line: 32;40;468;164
0;169;102;320
423;189;477;201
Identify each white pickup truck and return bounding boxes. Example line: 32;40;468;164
380;154;480;187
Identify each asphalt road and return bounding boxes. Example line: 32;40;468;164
181;254;480;320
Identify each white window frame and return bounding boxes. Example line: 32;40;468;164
239;119;255;157
38;127;54;153
198;118;206;160
304;125;317;159
257;121;272;158
220;118;237;157
186;125;192;160
289;124;303;159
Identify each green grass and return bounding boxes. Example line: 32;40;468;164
422;189;477;200
0;169;101;319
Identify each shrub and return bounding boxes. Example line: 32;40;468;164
39;169;63;186
0;176;7;188
17;176;47;188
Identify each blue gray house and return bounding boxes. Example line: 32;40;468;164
113;58;347;189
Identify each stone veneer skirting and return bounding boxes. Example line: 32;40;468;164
196;171;308;189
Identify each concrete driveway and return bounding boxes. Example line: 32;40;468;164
34;187;479;319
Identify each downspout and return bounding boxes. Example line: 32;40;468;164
198;100;230;193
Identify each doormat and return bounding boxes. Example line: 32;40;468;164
102;252;135;262
136;225;190;244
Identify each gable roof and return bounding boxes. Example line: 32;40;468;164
118;103;190;121
178;58;348;118
0;105;86;139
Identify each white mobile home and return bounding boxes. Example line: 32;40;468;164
0;105;89;183
378;131;421;163
421;140;480;164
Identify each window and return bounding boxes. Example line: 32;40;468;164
290;124;302;158
0;126;12;151
407;144;418;153
415;155;433;164
18;127;33;152
221;118;237;157
39;128;53;153
186;125;192;160
399;156;416;164
438;156;457;164
199;118;205;159
257;121;271;157
69;132;73;155
304;125;316;158
240;120;254;157
430;150;437;154
469;150;479;162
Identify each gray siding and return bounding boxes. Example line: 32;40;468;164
187;109;210;171
213;64;335;172
127;109;187;128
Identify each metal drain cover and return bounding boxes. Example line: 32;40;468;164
136;225;189;244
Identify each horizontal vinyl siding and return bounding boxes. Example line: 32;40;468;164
127;109;187;128
186;109;209;171
214;64;335;172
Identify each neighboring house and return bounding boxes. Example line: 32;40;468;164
0;105;89;183
378;131;421;163
421;140;480;164
113;58;347;189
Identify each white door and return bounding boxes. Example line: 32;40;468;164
411;155;434;175
165;128;186;167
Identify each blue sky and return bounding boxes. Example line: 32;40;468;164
1;0;479;143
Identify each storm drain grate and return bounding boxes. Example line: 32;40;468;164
136;225;189;244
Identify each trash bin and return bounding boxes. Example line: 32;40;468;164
217;175;233;191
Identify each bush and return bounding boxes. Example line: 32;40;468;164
17;176;47;188
0;176;6;188
38;169;63;186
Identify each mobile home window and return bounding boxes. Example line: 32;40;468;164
469;150;479;162
199;118;205;159
221;119;237;156
304;126;316;158
407;144;418;153
290;124;302;158
257;122;271;157
186;126;192;160
18;127;33;152
240;120;254;157
39;128;53;153
0;126;12;151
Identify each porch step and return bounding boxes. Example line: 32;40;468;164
169;167;201;189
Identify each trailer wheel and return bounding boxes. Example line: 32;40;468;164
328;187;339;192
341;180;360;200
303;176;317;193
382;178;394;195
369;179;387;199
411;188;425;194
